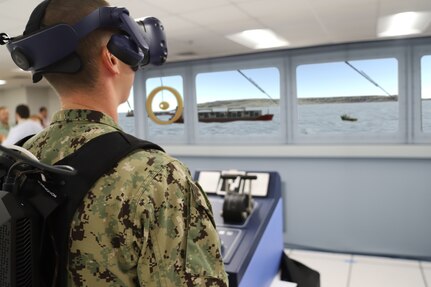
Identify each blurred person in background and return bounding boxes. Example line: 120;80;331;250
2;104;43;145
0;106;9;143
39;106;50;127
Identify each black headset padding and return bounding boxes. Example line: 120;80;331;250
7;0;52;72
107;34;143;68
24;0;51;35
14;0;82;81
32;52;82;82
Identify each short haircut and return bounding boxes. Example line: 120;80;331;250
42;0;110;92
0;106;6;111
16;104;30;119
39;106;47;113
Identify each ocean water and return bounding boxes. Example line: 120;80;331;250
298;101;399;134
423;100;431;133
118;113;136;135
118;101;431;138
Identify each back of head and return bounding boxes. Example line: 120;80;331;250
42;0;110;93
16;104;30;119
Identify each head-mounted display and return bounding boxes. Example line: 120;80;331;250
0;3;167;83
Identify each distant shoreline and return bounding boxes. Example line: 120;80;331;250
298;95;398;104
197;95;399;108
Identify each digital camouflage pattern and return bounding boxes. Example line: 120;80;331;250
24;109;228;287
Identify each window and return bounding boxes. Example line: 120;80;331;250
145;75;185;138
421;55;431;133
195;67;280;140
117;88;135;135
296;58;399;136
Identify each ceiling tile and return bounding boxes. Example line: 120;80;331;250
204;18;264;35
181;5;251;26
1;0;431;89
379;0;431;16
236;0;311;19
148;0;231;15
260;15;332;47
159;15;199;33
109;0;171;18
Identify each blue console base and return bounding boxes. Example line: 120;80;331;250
197;171;283;287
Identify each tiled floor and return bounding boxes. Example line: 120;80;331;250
271;249;430;287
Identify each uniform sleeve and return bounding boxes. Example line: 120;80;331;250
136;159;228;287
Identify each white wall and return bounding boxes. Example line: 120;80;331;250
0;87;28;125
26;86;60;120
0;85;59;125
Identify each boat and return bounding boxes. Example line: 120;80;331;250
125;100;134;117
340;114;357;122
174;108;273;123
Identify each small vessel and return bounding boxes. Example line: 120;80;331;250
340;114;357;122
125;100;134;117
175;108;273;123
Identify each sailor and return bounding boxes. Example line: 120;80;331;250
19;0;227;285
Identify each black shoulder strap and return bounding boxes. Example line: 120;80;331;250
56;131;163;221
46;131;163;286
14;134;35;146
56;131;163;192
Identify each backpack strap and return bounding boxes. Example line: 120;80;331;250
14;134;35;146
45;131;164;286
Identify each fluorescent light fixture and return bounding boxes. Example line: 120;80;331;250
378;11;431;37
0;80;6;85
227;29;289;49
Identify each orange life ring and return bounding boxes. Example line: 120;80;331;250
146;86;184;125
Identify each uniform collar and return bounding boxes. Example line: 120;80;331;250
52;109;120;129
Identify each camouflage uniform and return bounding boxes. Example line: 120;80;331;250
24;109;228;287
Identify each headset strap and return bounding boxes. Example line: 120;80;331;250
24;0;51;35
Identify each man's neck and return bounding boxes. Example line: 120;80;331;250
60;91;119;123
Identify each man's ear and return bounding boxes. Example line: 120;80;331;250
101;47;120;75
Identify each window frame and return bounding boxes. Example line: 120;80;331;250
412;44;431;143
131;38;431;147
289;45;407;144
191;57;286;145
134;67;189;144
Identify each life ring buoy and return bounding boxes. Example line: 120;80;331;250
146;86;184;125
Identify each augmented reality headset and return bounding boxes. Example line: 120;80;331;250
0;1;167;83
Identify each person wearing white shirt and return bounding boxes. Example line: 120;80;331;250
2;104;43;145
39;106;51;128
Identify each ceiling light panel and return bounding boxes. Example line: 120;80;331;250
378;11;431;37
227;29;289;49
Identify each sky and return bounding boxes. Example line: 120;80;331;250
117;57;431;113
296;58;398;98
421;55;431;99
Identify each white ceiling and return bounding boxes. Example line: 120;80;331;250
1;0;431;89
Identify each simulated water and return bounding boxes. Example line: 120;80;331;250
118;101;431;138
